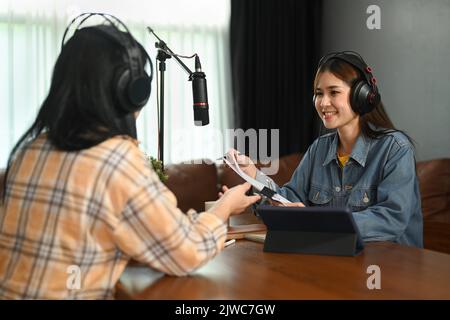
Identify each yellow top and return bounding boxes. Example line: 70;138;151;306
337;153;350;167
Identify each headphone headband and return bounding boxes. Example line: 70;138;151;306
318;51;378;93
61;13;133;49
61;13;153;113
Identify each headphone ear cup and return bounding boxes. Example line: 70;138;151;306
351;81;373;115
115;67;134;113
115;67;151;114
114;67;147;113
368;90;381;112
128;73;151;108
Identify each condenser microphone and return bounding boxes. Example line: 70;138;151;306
191;55;209;126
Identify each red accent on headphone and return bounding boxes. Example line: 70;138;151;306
371;77;377;84
366;66;373;73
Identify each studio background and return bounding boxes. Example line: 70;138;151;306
1;0;449;168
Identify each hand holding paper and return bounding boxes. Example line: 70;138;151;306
227;149;257;179
222;151;291;205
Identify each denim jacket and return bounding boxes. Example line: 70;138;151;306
256;130;423;248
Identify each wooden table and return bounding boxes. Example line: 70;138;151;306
118;240;450;299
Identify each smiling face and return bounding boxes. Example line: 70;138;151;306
314;71;360;130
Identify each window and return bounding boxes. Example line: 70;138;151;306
0;0;232;166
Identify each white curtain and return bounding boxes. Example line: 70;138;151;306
0;0;233;167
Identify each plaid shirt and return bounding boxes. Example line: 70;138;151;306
0;134;227;299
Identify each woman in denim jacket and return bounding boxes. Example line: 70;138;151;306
228;51;423;248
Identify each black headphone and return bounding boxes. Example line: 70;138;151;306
314;51;380;116
61;13;153;114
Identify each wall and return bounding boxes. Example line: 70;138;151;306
321;0;450;161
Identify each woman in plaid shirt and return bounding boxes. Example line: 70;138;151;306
0;23;260;299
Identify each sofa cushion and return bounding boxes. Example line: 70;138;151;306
416;158;450;222
164;160;218;212
416;158;450;254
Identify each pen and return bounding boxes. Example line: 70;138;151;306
224;239;236;247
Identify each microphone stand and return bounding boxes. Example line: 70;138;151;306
155;46;170;166
148;27;194;167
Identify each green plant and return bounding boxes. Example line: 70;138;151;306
147;155;169;183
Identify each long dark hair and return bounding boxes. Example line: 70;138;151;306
314;57;414;145
3;25;148;202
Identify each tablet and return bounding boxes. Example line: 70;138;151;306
256;205;364;256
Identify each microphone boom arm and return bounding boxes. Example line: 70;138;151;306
147;27;193;77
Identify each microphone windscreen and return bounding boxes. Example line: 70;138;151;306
192;72;209;126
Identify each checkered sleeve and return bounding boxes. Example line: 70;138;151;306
112;172;227;276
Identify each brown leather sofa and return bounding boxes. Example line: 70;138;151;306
1;155;449;254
